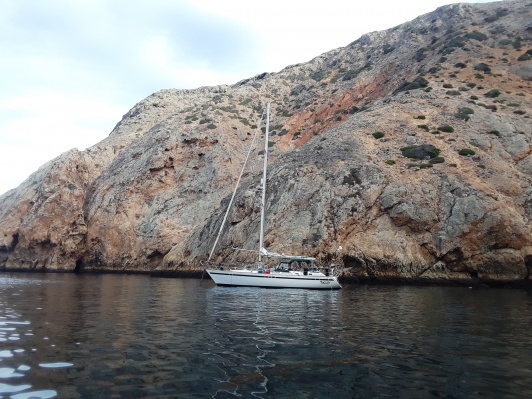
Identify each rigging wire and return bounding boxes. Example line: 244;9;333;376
207;105;266;261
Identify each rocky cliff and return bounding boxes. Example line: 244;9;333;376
1;0;531;285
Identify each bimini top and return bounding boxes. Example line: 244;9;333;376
260;247;316;262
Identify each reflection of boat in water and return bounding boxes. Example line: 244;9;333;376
204;103;341;290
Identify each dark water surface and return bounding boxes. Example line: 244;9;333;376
0;273;531;398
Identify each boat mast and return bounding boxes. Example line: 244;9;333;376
258;102;270;262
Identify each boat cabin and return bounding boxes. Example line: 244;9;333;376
273;258;330;276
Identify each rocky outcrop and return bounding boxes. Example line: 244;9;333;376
1;0;531;285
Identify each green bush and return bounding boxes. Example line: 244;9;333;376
466;31;488;41
372;132;385;139
206;123;217;129
414;115;426;119
470;95;479;100
459;107;474;115
383;44;395;54
514;110;526;115
429;156;445;164
485;89;501;98
438;125;454;133
385;160;396;165
342;69;360;81
396;76;429;92
456;107;474;121
484;8;509;23
401;144;441;160
311;70;327;81
417;124;429;131
458;148;476;156
517;50;532;61
443;83;453;88
488;130;500;136
415;49;427;62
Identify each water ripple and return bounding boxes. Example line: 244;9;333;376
1;274;531;398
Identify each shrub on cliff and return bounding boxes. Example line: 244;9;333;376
485;89;501;98
456;107;474;121
401;144;441;160
311;70;327;81
466;31;488;41
484;8;509;23
459;148;476;156
429;156;445;164
396;77;429;93
517;50;532;61
437;125;454;133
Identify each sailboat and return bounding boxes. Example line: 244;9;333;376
204;103;342;289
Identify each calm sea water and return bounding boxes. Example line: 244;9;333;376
0;273;531;399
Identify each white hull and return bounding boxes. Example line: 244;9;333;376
206;269;341;290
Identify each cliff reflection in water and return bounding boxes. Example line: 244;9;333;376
0;273;531;398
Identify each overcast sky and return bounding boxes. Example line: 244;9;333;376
0;0;496;196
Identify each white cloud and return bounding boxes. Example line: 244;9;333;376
0;90;126;193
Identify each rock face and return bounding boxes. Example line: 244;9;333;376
1;0;531;285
